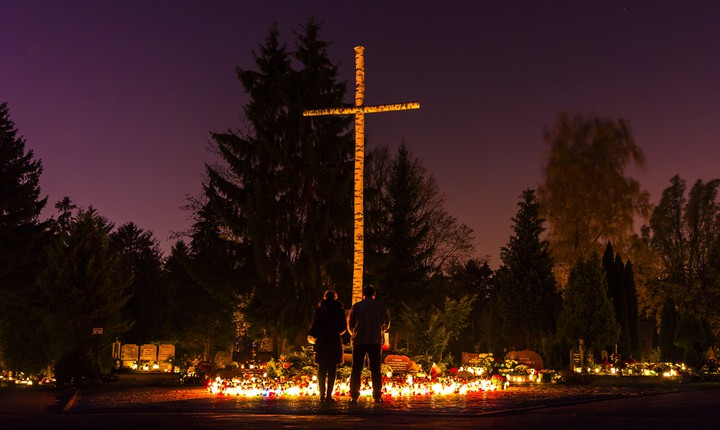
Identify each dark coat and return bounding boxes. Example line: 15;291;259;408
311;299;347;365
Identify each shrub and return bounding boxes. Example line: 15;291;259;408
54;349;97;385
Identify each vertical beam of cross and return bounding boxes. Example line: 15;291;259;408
303;46;419;304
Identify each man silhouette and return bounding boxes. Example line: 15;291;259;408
347;285;390;403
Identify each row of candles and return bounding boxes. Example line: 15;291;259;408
207;371;510;398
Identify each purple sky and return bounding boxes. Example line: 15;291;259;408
2;1;719;264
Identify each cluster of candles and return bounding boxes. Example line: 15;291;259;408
207;370;509;398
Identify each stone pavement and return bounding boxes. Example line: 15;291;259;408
68;383;690;414
2;383;719;429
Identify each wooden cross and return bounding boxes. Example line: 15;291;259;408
303;46;420;305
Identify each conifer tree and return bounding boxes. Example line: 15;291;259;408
602;243;631;357
110;222;164;343
659;298;682;362
0;102;50;373
556;254;620;353
379;143;436;310
493;189;560;352
624;260;641;358
205;21;352;352
37;208;133;376
162;240;198;341
612;255;631;357
364;143;474;350
184;201;245;362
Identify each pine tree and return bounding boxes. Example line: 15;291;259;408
37;208;133;376
0;102;50;373
109;222;164;343
624;260;641;358
205;21;353;352
379;143;436;311
602;243;615;285
493;189;560;352
612;254;631;357
659;298;682;362
602;243;631;357
556;254;620;353
364;143;475;351
161;240;197;340
185;200;248;362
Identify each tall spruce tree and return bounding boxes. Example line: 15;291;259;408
492;189;560;353
378;143;436;311
205;21;352;353
0;102;50;373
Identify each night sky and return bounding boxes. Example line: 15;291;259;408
2;1;718;264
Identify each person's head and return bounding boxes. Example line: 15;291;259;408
324;290;337;301
362;285;376;299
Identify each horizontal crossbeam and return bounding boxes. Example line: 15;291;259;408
303;101;420;117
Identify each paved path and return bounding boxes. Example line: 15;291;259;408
2;383;719;429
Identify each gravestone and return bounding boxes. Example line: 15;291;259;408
462;352;492;367
140;344;157;362
158;344;175;372
505;349;544;370
121;343;139;367
384;354;412;373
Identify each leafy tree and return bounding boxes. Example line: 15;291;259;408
400;295;475;365
205;21;353;353
538;112;650;282
0;102;50;373
446;258;494;354
649;175;720;337
658;298;682;362
556;254;620;353
492;189;560;353
110;222;164;343
37;208;133;376
674;313;712;369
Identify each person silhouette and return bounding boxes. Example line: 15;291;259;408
310;290;346;402
347;285;390;403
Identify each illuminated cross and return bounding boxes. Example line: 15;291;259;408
303;46;420;305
